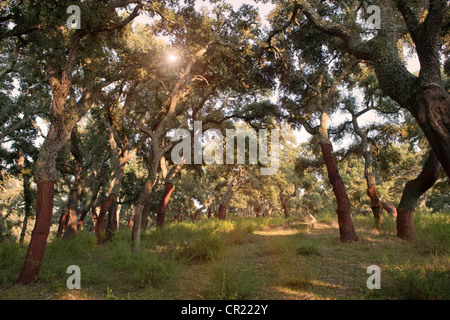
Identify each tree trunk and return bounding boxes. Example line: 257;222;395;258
397;150;442;240
140;203;151;229
62;189;80;239
16;181;54;284
412;85;450;178
320;142;357;242
63;127;83;239
105;197;118;241
131;204;144;251
131;156;159;250
380;201;397;217
56;211;69;238
367;184;383;229
77;209;89;231
362;146;384;229
282;201;290;218
193;207;203;222
92;207;98;232
156;182;174;227
96;193;117;242
218;204;227;221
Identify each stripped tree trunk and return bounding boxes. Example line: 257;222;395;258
319;109;357;242
56;210;69;238
157;182;174;227
397;150;442;240
105;197;118;241
193;206;205;222
96;193;117;242
16;181;54;284
156;160;184;227
76;209;89;231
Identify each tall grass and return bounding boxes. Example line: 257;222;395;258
0;241;23;285
387;260;450;300
414;212;450;256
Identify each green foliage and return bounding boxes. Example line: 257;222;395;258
39;232;97;284
415;212;450;256
388;264;450;300
205;259;259;300
0;241;21;269
296;240;321;256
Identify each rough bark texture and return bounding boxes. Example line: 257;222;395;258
217;179;237;221
413;85;450;177
63;190;80;239
131;204;144;251
16;181;54;284
63;127;84;239
300;0;450;177
397;150;442;240
320;142;357;242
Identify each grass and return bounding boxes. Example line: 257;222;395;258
0;212;448;300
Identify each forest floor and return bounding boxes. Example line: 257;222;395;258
0;213;449;300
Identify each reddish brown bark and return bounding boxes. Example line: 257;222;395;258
92;207;98;232
193;208;204;222
96;193;117;242
77;209;89;231
156;182;174;227
56;212;69;238
380;201;397;217
218;204;227;221
320;143;357;242
396;208;416;240
397;150;442;240
16;181;54;284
